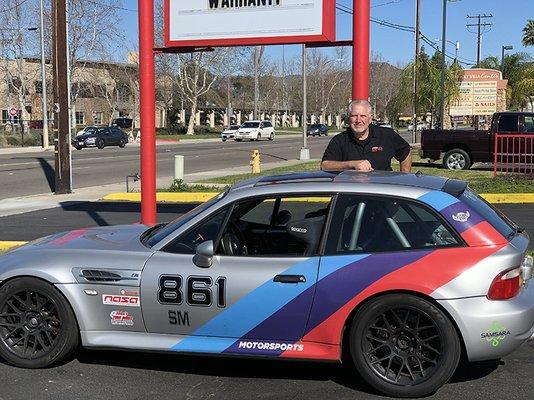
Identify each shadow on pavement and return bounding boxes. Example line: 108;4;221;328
37;157;55;192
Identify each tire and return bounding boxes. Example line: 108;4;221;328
349;294;460;398
443;149;471;170
256;133;261;141
0;277;79;368
222;138;226;142
74;145;82;150
234;138;242;142
96;139;105;149
269;132;274;141
119;138;127;148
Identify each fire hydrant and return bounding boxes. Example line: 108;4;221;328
250;149;261;174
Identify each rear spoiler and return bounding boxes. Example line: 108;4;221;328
442;179;468;198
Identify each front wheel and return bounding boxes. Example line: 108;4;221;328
96;139;105;149
256;133;261;141
443;149;471;170
0;277;79;368
269;132;274;141
349;294;460;398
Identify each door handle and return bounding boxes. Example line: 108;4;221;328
273;275;306;283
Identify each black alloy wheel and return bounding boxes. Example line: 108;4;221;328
119;138;127;148
350;294;460;398
96;138;105;149
0;278;78;368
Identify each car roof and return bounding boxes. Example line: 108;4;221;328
230;171;466;197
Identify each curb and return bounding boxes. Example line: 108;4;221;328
102;192;219;203
102;192;534;204
0;241;27;251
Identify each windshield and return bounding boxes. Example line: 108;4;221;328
309;124;321;129
241;122;260;128
143;190;228;248
229;125;240;130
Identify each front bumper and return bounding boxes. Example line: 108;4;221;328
438;280;534;362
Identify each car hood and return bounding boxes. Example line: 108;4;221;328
12;224;150;253
76;133;97;139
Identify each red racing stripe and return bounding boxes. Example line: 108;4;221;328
461;221;507;247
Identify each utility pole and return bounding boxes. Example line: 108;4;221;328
439;0;447;129
39;0;49;149
467;14;493;66
253;46;259;120
52;0;71;194
412;0;420;143
300;44;309;160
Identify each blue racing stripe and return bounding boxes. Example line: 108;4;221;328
318;254;371;280
171;337;237;353
172;257;318;352
418;190;459;211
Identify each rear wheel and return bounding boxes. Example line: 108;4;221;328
443;149;471;170
119;138;127;148
0;277;79;368
349;294;460;398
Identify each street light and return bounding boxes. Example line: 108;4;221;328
501;45;513;77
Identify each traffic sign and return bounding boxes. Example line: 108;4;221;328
92;110;97;118
9;107;18;117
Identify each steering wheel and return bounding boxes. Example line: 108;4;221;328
220;221;248;256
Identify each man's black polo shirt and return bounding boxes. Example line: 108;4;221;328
322;125;410;171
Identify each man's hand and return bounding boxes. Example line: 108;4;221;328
348;160;374;171
321;160;373;172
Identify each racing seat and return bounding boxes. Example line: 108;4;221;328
286;216;325;256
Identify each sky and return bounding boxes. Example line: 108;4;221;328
119;0;534;68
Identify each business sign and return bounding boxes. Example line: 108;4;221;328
450;69;507;117
164;0;336;47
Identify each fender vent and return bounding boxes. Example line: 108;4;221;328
80;269;122;282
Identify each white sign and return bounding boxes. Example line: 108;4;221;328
9;107;18;117
165;0;335;47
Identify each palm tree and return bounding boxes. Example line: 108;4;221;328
523;20;534;46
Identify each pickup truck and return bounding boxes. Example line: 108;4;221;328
419;112;534;170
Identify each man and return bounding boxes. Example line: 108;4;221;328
321;100;412;172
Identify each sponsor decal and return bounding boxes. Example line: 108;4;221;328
452;211;470;223
168;310;190;326
237;341;304;352
102;294;140;307
110;311;134;326
120;289;139;296
290;226;307;234
480;321;510;347
371;146;383;152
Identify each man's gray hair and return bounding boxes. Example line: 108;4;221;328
348;99;372;115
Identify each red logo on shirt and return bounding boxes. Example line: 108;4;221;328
372;146;383;152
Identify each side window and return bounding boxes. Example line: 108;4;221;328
325;195;460;254
524;116;534;133
164;208;228;254
497;115;519;132
218;195;332;257
265;122;272;128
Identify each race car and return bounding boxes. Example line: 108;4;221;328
0;171;532;398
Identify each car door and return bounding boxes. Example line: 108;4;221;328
141;194;332;353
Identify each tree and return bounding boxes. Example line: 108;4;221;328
523;20;534;47
480;52;533;110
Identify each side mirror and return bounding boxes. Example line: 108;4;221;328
193;240;214;268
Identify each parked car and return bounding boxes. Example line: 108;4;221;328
72;126;129;150
420;112;534;170
221;125;240;142
0;171;531;398
234;120;275;141
111;117;133;129
375;121;392;129
408;122;427;131
307;123;328;136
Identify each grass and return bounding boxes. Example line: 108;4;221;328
196;152;534;193
158;179;228;193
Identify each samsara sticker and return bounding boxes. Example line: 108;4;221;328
480;321;510;347
110;311;134;326
452;211;470;222
102;294;140;307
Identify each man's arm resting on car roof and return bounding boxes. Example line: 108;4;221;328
400;153;412;172
321;159;373;172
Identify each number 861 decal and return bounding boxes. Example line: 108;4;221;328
158;275;227;308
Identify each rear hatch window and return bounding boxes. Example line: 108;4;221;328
459;188;518;238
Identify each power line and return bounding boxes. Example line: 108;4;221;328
85;0;137;13
466;14;493;65
336;4;475;65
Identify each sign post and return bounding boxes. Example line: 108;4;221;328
353;0;370;101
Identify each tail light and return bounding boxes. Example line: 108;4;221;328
487;267;522;300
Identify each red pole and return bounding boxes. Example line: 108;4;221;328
352;0;370;100
138;0;157;225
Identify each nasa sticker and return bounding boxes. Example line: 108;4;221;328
452;211;470;223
